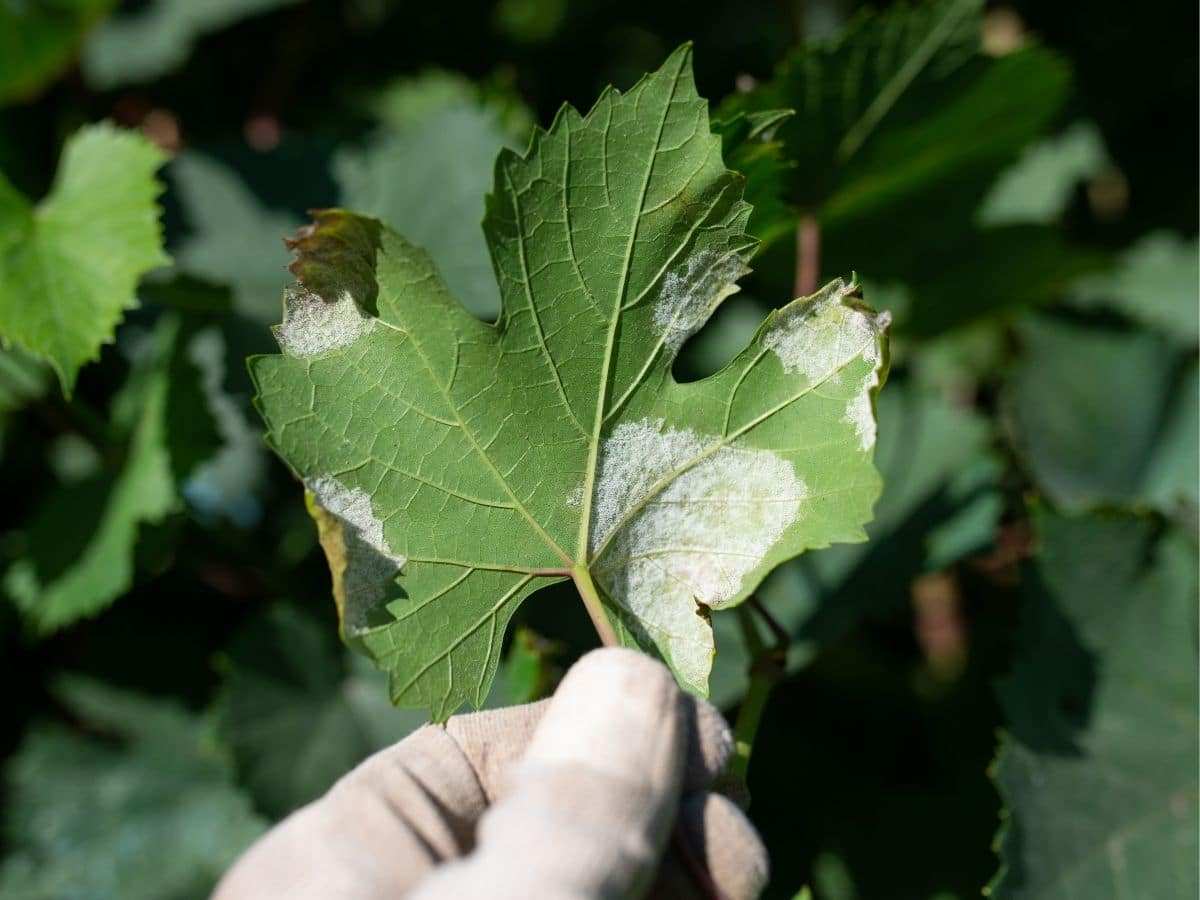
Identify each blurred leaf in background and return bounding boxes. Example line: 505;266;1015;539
0;124;168;394
0;346;47;457
1069;231;1200;344
726;0;1100;335
335;71;530;319
167;151;302;325
728;0;984;213
992;508;1198;899
1007;316;1197;516
0;0;1195;897
1007;227;1199;522
976;121;1107;227
2;315;206;632
82;0;304;88
0;0;113;104
0;676;266;900
217;603;426;818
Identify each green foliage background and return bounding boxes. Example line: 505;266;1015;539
0;1;1195;898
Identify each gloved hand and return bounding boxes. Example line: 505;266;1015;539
213;647;767;899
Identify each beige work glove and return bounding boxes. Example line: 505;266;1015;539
213;647;767;900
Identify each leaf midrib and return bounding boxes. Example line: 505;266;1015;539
576;50;686;563
834;0;976;164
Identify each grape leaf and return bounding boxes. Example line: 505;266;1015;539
0;0;112;104
217;603;427;818
723;0;987;215
1008;316;1197;516
711;108;795;247
168;150;302;324
721;0;1095;335
335;95;521;319
977;121;1108;227
991;509;1198;899
0;676;266;900
3;315;187;632
366;68;534;143
253;46;888;719
177;324;269;526
82;0;301;88
0;123;168;395
1070;231;1200;345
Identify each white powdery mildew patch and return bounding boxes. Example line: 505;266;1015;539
652;248;750;353
309;476;406;634
590;419;806;688
762;279;888;451
566;483;584;509
276;287;371;358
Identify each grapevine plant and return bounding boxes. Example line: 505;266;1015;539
0;1;1195;898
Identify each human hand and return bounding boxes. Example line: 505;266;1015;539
213;647;767;899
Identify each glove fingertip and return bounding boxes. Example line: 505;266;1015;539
682;696;735;790
677;792;769;900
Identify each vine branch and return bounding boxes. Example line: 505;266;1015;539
794;214;821;298
729;596;789;785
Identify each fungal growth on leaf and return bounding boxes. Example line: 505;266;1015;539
252;45;889;719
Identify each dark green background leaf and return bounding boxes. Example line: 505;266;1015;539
992;509;1198;899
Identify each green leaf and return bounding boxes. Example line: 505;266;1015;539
1140;359;1198;520
820;46;1069;231
727;0;984;212
168;150;302;324
712;108;795;246
178;325;269;526
977;121;1108;226
253;46;888;718
3;315;183;632
335;98;520;319
726;0;1070;225
489;625;564;705
724;0;1090;334
0;677;267;900
165;327;224;485
82;0;301;88
1070;231;1200;345
0;123;168;394
365;68;535;143
811;41;1084;336
1008;316;1197;515
991;509;1198;899
0;0;113;105
217;603;426;818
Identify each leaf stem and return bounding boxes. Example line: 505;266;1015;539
729;597;788;784
794;214;821;298
571;564;619;647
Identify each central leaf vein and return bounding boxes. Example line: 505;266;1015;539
576;50;686;563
